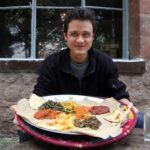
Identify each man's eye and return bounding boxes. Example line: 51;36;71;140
83;33;91;38
70;32;78;37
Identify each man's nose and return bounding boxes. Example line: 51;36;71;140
76;35;84;43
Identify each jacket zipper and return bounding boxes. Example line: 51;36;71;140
79;80;82;95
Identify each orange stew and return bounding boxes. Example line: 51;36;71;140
74;106;90;119
34;109;61;119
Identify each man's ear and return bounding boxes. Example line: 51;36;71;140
92;33;95;42
93;33;95;39
63;32;67;41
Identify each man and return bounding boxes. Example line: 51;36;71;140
33;8;129;99
11;7;143;143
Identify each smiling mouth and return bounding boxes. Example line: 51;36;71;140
75;46;85;48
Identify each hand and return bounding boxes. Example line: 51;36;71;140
10;105;21;129
120;98;139;113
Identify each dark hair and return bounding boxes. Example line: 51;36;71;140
64;7;96;34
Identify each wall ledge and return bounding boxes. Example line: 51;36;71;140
0;59;145;74
113;59;145;74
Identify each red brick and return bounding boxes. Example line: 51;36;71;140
130;36;140;57
139;0;150;14
140;14;150;36
140;36;150;58
130;0;139;15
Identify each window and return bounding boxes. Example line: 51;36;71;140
0;0;128;59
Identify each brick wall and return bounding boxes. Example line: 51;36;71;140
130;0;150;59
0;61;150;137
139;0;150;59
129;0;140;58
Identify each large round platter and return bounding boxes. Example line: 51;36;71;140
17;95;138;148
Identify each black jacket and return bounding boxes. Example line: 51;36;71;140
33;48;129;100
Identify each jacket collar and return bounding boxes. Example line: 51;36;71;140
61;48;96;77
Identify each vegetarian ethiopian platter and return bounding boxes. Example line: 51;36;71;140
16;94;135;139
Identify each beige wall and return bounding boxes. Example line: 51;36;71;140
1;61;150;137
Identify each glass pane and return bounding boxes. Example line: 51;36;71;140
0;9;31;58
36;9;67;58
0;0;31;6
37;0;80;6
86;0;122;8
93;10;122;58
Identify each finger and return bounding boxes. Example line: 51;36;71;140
13;115;19;125
128;102;133;108
120;99;139;113
10;105;17;113
120;98;131;105
120;99;133;107
13;114;21;130
10;105;21;128
132;106;139;113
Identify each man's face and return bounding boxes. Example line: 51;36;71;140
64;20;94;62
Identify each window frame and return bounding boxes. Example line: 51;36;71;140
0;0;145;74
0;0;129;60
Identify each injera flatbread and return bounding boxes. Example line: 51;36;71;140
16;95;123;139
